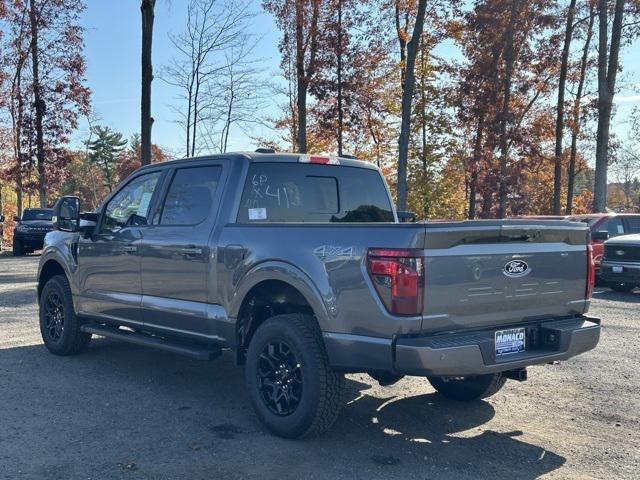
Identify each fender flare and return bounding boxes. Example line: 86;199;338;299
228;260;333;332
37;246;78;302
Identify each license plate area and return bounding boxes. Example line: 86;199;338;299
495;327;526;357
612;266;624;273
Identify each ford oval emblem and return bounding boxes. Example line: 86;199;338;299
504;260;529;277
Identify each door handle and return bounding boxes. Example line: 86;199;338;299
122;245;137;253
180;247;203;255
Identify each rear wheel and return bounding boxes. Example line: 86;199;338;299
245;314;344;438
39;275;92;355
609;283;636;293
428;373;506;401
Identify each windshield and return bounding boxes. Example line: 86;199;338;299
22;209;53;221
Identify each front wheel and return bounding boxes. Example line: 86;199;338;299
12;238;24;256
428;373;506;401
245;314;344;438
39;275;92;355
609;282;636;293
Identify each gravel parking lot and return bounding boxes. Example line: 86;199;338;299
1;253;638;480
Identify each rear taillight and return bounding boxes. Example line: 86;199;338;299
586;244;595;300
367;248;424;316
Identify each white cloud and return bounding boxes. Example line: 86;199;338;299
615;94;640;104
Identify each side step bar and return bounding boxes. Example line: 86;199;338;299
81;324;221;361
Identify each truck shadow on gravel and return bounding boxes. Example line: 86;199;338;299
335;380;565;478
592;289;640;303
0;339;566;479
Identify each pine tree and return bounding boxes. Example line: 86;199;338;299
88;127;128;192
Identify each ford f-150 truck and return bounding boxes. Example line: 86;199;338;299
38;151;600;438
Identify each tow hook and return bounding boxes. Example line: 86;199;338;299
503;368;528;382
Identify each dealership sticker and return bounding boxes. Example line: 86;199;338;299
248;208;267;220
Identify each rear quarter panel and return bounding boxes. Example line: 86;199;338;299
218;223;427;338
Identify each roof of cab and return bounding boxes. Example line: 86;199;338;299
138;151;379;171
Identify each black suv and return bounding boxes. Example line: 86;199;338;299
13;208;54;256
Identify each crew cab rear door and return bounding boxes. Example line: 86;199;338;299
139;161;227;339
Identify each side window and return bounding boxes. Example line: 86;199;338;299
160;166;222;225
625;217;640;233
101;172;162;234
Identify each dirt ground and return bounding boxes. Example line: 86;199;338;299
1;253;638;480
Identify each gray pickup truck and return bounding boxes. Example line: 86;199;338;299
38;151;600;438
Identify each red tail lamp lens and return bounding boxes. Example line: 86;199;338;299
367;248;424;316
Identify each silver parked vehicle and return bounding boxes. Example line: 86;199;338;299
37;151;600;438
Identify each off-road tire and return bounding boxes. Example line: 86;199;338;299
428;373;507;401
610;283;636;293
245;313;344;438
12;239;24;256
39;274;92;355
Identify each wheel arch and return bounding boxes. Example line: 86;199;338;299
37;259;68;303
230;261;332;364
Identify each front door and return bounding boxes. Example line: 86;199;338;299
140;163;225;339
76;170;164;327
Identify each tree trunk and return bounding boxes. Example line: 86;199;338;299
295;0;307;153
394;4;408;90
11;58;26;217
594;0;625;212
29;0;46;208
396;0;428;212
141;0;156;165
553;0;577;215
566;5;595;215
186;82;193;157
497;0;520;219
191;69;200;157
468;116;485;219
336;0;344;156
420;44;427;172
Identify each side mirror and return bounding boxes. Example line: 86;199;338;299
53;196;80;232
397;211;417;223
591;230;609;242
14;215;20;222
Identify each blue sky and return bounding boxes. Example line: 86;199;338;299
76;0;280;154
76;0;639;156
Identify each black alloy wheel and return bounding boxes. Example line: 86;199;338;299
257;341;303;416
43;291;65;342
39;275;92;355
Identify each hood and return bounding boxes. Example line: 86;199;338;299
605;233;640;246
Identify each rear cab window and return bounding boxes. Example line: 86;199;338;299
237;162;394;223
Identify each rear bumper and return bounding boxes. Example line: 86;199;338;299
600;260;640;284
324;316;600;377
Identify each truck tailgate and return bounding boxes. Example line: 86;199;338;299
421;221;589;333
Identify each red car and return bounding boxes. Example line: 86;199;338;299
566;213;640;277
